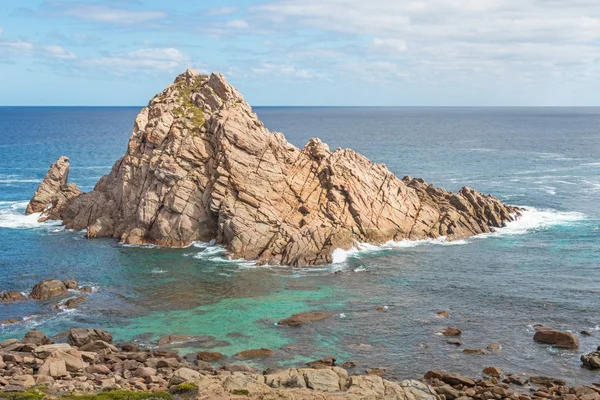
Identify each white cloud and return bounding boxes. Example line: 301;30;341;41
225;20;250;29
251;62;320;79
45;2;166;25
0;39;76;60
371;38;407;53
253;0;600;81
83;48;191;75
205;7;239;16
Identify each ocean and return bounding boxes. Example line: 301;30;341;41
0;106;599;383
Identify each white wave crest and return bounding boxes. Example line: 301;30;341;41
0;201;62;230
0;179;42;184
330;207;585;263
482;206;585;237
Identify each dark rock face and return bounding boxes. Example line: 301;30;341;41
28;70;521;266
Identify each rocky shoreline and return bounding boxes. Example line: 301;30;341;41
3;278;600;400
1;325;600;400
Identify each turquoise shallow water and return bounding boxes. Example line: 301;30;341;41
0;106;599;383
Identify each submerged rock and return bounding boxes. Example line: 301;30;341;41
278;311;333;327
235;348;274;358
25;156;82;221
27;69;521;266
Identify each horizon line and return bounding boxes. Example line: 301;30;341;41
1;105;600;108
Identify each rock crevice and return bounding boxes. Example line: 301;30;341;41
28;69;521;266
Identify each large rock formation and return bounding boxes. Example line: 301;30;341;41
28;69;521;266
26;156;82;221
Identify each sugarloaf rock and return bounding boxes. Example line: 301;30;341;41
28;69;521;266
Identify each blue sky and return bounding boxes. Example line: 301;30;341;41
1;0;599;106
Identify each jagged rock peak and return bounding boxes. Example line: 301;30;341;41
28;70;522;266
26;156;82;222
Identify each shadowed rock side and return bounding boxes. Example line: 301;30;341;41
29;69;521;266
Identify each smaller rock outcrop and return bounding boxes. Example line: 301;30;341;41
278;312;333;327
441;327;462;337
533;328;579;349
25;156;81;221
29;279;68;300
581;347;600;369
0;291;28;302
67;328;113;347
235;348;274;359
62;296;88;309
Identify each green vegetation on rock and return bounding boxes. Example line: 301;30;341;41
172;77;205;132
62;390;172;400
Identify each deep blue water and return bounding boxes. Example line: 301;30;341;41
1;106;599;383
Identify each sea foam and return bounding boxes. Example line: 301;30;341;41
0;201;62;230
330;207;585;264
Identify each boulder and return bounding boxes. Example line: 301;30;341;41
235;348;274;358
442;327;462;337
581;347;600;369
22;329;51;346
52;350;87;372
436;311;450;318
157;334;212;346
442;373;476;387
303;368;341;392
38;354;68;378
30;279;68;300
78;340;118;353
0;318;19;325
156;358;180;368
487;343;502;351
265;369;307;389
483;366;503;377
63;279;78;289
196;351;223;362
67;328;113;347
169;367;201;385
25;156;82;221
220;363;259;373
533;329;579;349
34;70;520;266
307;356;336;369
463;348;487;355
63;296;88;309
278;312;333;327
0;291;28;302
34;343;73;358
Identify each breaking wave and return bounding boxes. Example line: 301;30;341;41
331;207;585;263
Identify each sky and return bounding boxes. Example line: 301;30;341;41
0;0;599;106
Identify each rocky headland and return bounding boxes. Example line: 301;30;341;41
27;69;521;266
